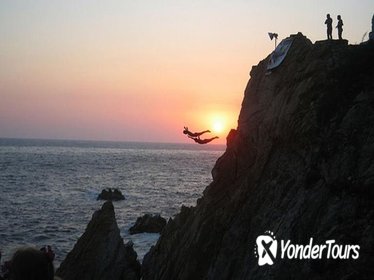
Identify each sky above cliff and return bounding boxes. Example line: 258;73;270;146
1;0;373;144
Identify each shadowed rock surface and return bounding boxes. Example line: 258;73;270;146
129;214;167;234
97;188;125;201
56;201;141;280
142;34;374;279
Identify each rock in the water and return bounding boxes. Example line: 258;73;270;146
142;33;374;279
97;188;125;201
56;201;141;280
129;214;166;234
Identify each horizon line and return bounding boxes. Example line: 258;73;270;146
0;136;226;148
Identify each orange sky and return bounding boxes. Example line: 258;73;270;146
1;1;373;144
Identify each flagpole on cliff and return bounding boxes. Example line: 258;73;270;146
268;32;278;50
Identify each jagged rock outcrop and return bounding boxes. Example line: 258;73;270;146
97;188;125;201
56;201;141;280
129;214;167;234
142;34;374;279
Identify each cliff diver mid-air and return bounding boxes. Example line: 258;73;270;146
183;127;219;144
183;126;211;137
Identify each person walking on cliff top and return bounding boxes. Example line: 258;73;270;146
336;15;344;40
369;14;374;41
325;14;333;40
183;127;211;137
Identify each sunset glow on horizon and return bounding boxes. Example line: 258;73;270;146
1;1;373;145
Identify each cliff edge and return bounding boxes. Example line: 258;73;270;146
142;34;374;279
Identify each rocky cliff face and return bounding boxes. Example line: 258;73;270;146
142;34;374;279
56;201;141;280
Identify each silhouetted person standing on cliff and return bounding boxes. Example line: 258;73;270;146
188;135;219;144
183;127;211;137
325;14;333;40
369;14;374;41
336;15;344;40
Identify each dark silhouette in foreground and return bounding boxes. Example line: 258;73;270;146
188;135;219;144
5;246;56;280
325;13;333;39
183;127;210;137
337;15;344;40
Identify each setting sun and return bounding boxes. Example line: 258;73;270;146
212;120;224;134
192;110;238;143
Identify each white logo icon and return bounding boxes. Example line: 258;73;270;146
254;231;360;266
255;231;277;266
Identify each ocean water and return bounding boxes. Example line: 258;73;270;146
0;138;224;265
